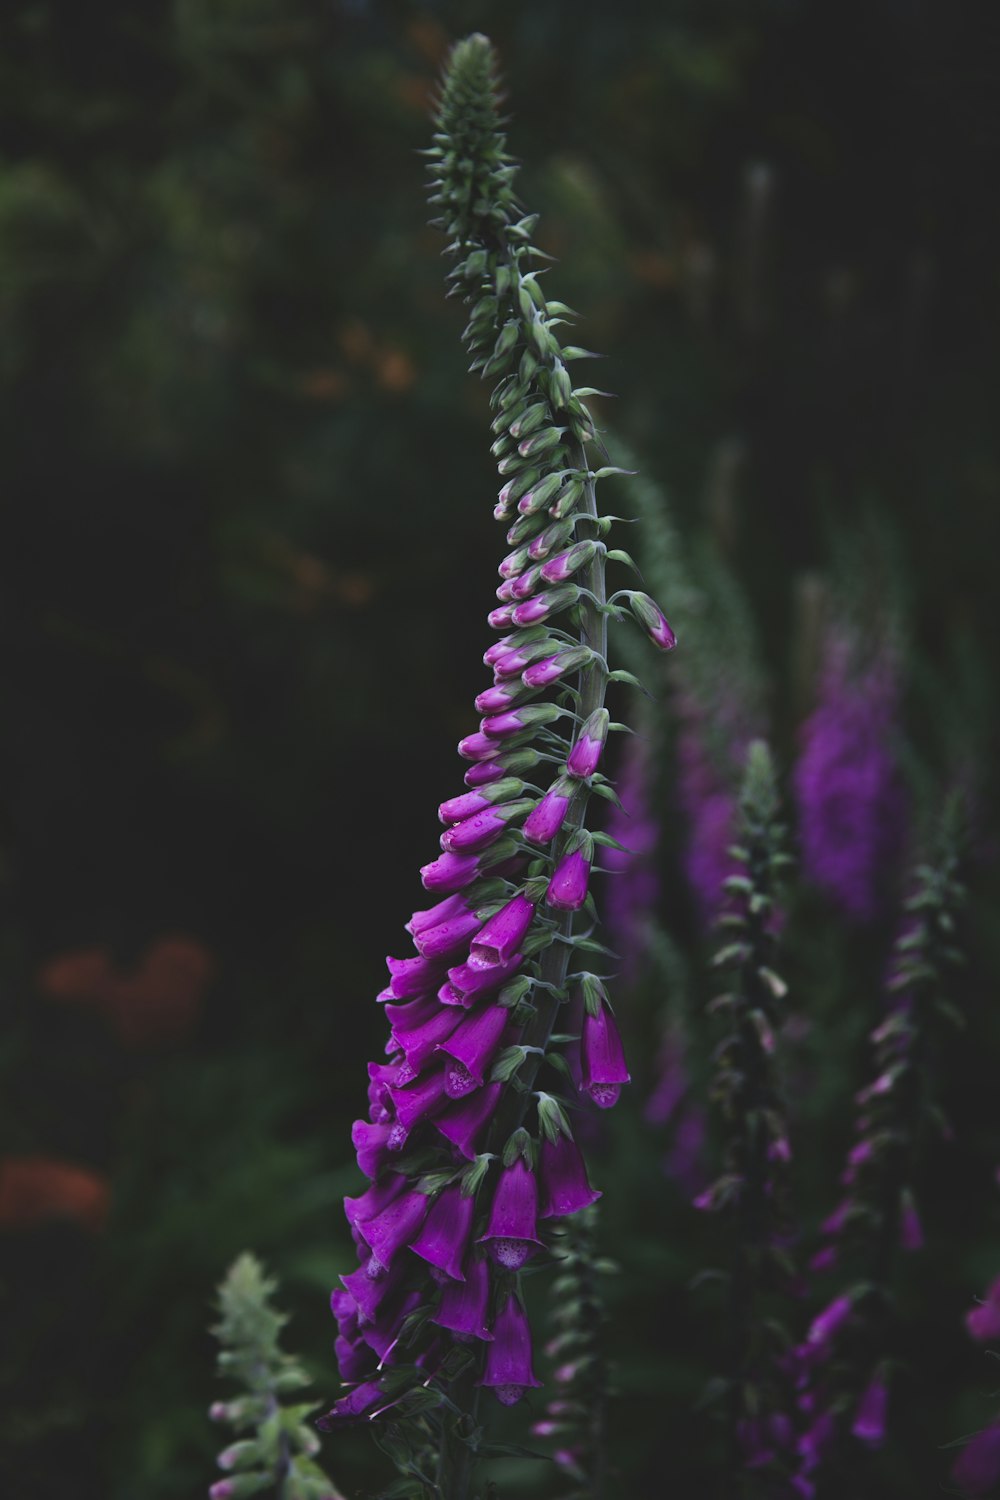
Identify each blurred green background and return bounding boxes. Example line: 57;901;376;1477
1;2;999;1496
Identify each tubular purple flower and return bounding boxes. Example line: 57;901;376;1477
539;1132;601;1218
316;1378;389;1431
546;849;591;911
523;780;574;844
440;807;513;854
628;590;677;651
580;1002;630;1108
479;1291;542;1405
409;1183;477;1281
445;951;523;1005
526;517;575;561
482;704;560;739
488;603;517;631
566;708;610;778
807;1293;853;1347
391;1005;463;1070
468;893;536;969
407;892;470;936
359;1287;424;1363
540;539;597;584
458;730;505;762
420;850;481;893
464;759;508;788
352;1120;394;1179
508;563;543;600
356;1187;432;1270
438;1002;511;1086
474;682;533;715
344;1173;408;1232
511;584;580;627
432;1251;493;1340
851;1376;888;1447
478;1157;544;1269
434;1081;503;1160
340;1251;408;1323
521;646;588;688
386;953;446;1001
387;1065;452;1133
412;908;485;961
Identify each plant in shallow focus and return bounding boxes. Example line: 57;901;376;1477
792;798;966;1492
951;1272;1000;1496
209;1253;343;1500
317;34;675;1497
694;740;800;1496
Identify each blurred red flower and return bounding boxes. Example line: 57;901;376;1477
0;1156;111;1233
37;936;214;1049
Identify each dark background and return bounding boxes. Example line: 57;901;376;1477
1;2;999;1496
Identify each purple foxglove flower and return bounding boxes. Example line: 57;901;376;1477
340;1249;408;1322
407;892;469;936
629;590;677;651
316;1378;388;1431
527;517;575;561
464;759;508;788
356;1186;431;1269
498;545;531;580
511;583;580;627
382;991;438;1030
546;849;591;910
540;539;597;584
487;638;552;679
523;781;573;844
797;1410;837;1474
438;789;493;824
458;730;505;762
474;681;532;715
483;634;518;666
495;578;518;603
468;893;536;969
432;1250;493;1339
420;850;481;892
479;1291;542;1404
807;1293;853;1347
951;1421;1000;1495
487;603;517;631
522;646;590;688
478;1157;544;1268
412;907;484;961
538;1132;601;1218
391;1004;463;1070
438;1001;510;1086
352;1120;394;1179
385;953;445;1001
482;704;559;739
434;1081;503;1159
508;563;543;600
409;1182;477;1280
566;708;609;779
851;1376;888;1447
440;806;512;854
334;1328;374;1383
344;1173;408;1232
967;1277;1000;1343
359;1287;424;1363
444;951;523;1004
580;1002;629;1108
387;1064;451;1133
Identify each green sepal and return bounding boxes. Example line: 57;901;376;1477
502;1126;533;1168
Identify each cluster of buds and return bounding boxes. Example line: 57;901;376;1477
693;741;801;1493
531;1204;613;1495
209;1254;343;1500
318;35;676;1489
790;799;966;1490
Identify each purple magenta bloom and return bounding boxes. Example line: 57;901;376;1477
440;807;511;854
511;584;580;627
581;1002;630;1108
851;1376;888;1447
344;1173;408;1232
444;951;523;1006
629;591;677;651
407;892;469;935
523;782;573;844
807;1293;853;1347
420;850;481;893
432;1251;493;1340
434;1082;503;1159
409;1182;476;1280
478;1158;544;1269
488;604;517;631
546;849;591;911
464;759;508;788
469;893;536;969
391;1004;463;1070
474;682;529;715
521;647;587;688
539;1132;601;1218
458;730;504;762
356;1187;431;1270
540;539;596;584
527;517;574;561
387;1064;451;1133
385;953;445;1001
508;563;543;600
352;1120;394;1179
438;788;494;824
412;907;484;961
479;1291;542;1404
359;1287;423;1364
566;708;609;779
967;1277;1000;1343
952;1421;1000;1495
438;1001;510;1088
793;630;906;923
316;1378;389;1430
340;1248;408;1322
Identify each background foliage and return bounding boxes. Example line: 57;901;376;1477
1;2;999;1496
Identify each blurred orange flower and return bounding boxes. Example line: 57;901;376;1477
37;936;214;1049
0;1156;111;1233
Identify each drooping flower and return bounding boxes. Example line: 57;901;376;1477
478;1291;542;1405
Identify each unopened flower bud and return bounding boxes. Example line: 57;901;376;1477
511;584;580;627
522;779;574;844
628;591;677;651
566;708;609;778
540;539;597;584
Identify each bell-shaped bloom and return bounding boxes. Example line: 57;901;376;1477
412;907;484;961
440;807;512;855
409;1182;476;1280
340;1247;408;1323
387;1065;451;1133
539;1132;602;1218
444;951;523;1005
629;591;677;651
420;850;481;893
966;1276;1000;1343
344;1173;408;1232
580;1002;630;1108
438;1002;510;1087
478;1158;544;1269
468;893;536;969
434;1082;503;1160
316;1378;388;1431
951;1421;1000;1496
352;1120;394;1179
359;1287;423;1364
356;1186;431;1270
546;849;591;910
479;1291;542;1405
566;708;609;779
385;953;445;1001
432;1251;493;1340
407;892;469;936
439;788;492;823
523;782;573;844
391;1004;463;1071
851;1376;888;1447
